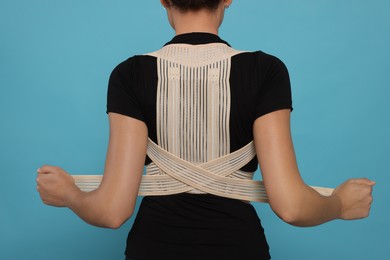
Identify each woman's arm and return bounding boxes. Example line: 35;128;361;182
254;109;374;227
36;113;148;229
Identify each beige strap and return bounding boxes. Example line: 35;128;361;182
141;138;267;202
72;175;334;202
72;140;335;202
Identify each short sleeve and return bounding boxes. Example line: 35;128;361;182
106;58;145;122
255;52;293;119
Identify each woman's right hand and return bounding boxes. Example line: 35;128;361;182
332;178;375;220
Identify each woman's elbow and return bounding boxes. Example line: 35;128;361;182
270;199;305;226
105;210;133;229
268;186;313;226
102;198;135;229
99;191;137;229
276;208;302;226
106;219;126;230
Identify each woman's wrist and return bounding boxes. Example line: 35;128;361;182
64;185;84;209
329;192;343;220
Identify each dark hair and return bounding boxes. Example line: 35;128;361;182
166;0;223;11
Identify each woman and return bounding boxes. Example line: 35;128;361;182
36;0;375;259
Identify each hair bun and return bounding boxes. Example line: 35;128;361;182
169;0;222;11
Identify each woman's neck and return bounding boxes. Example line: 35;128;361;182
170;9;222;36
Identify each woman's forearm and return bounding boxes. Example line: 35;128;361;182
275;178;374;227
285;185;341;227
65;188;125;229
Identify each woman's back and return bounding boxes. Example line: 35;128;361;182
107;32;292;259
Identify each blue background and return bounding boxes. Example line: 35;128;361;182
1;0;389;259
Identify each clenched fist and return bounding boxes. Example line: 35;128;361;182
36;165;80;207
333;178;375;220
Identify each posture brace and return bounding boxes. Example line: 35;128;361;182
73;43;334;202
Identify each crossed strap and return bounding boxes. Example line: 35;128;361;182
139;138;268;202
72;139;334;202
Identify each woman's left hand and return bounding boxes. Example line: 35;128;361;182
36;165;79;207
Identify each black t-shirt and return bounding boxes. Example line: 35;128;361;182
106;33;292;259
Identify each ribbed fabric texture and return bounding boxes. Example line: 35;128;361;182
148;43;242;161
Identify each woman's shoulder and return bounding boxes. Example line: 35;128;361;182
110;54;158;77
230;49;289;78
115;54;157;67
236;50;287;67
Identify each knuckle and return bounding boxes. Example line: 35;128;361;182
40;165;49;170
